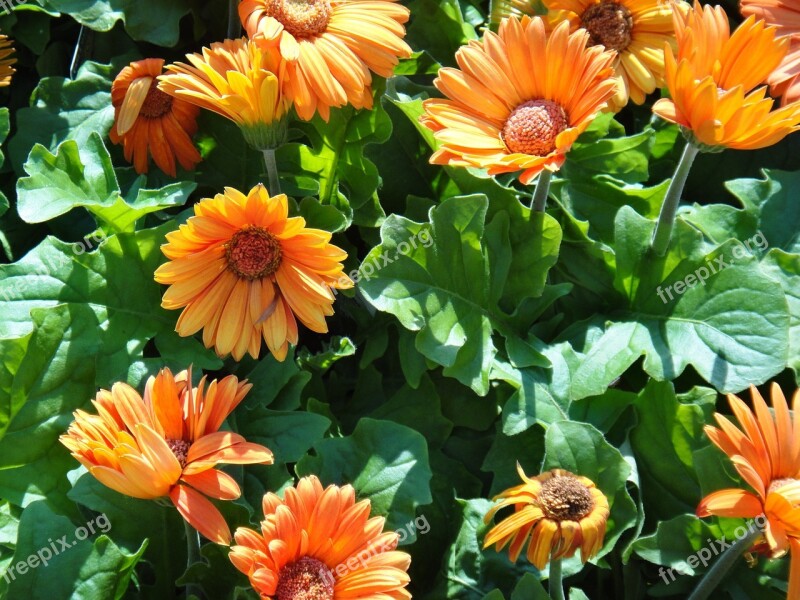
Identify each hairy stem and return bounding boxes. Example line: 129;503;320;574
650;142;699;257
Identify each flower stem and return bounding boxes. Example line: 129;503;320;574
650;142;699;257
184;520;202;599
549;558;565;600
531;170;553;213
687;527;762;600
262;148;281;195
227;0;241;39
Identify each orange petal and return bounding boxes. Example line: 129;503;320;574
697;488;764;518
170;484;232;545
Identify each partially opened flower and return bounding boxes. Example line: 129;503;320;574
158;38;289;151
109;59;202;177
420;17;617;184
60;368;273;545
697;384;800;597
0;34;16;87
484;465;610;569
741;0;800;105
239;0;412;121
154;184;352;362
230;475;411;598
653;2;800;150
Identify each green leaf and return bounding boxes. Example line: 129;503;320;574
565;126;654;184
237;408;330;466
406;0;478;67
761;249;800;382
632;513;723;577
0;107;9;217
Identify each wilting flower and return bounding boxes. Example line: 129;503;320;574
653;2;800;150
158;38;289;151
420;17;617;184
697;384;800;597
60;368;273;545
484;465;610;569
0;34;16;87
230;475;411;599
741;0;800;105
239;0;412;121
154;184;352;362
109;59;202;177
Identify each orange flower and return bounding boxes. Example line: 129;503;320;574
0;35;16;87
420;17;617;184
653;2;800;150
239;0;412;121
154;184;352;362
60;368;273;545
230;475;411;599
484;466;610;569
158;38;290;151
697;384;800;598
741;0;800;105
109;59;202;177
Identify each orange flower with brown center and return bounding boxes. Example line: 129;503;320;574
60;368;273;545
0;34;16;87
109;59;202;177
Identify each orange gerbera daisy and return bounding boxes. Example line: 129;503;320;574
230;475;411;599
109;59;202;177
154;184;352;362
158;38;290;151
697;384;800;598
653;2;800;150
420;17;617;184
239;0;412;121
0;35;15;87
741;0;800;105
60;367;273;545
484;466;610;569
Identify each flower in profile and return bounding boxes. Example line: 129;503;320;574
741;0;800;105
230;475;411;599
420;17;617;184
158;38;289;151
239;0;412;121
60;368;273;545
0;34;16;87
697;384;800;597
653;2;800;150
154;184;352;362
484;465;610;569
109;59;202;177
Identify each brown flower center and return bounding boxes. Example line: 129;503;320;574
276;556;335;600
140;85;173;119
537;475;594;521
226;226;283;280
581;1;634;52
502;99;568;156
166;438;191;468
264;0;332;39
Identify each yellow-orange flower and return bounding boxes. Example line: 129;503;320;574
60;368;273;545
109;59;202;177
741;0;800;105
239;0;411;121
158;38;289;151
484;466;610;569
653;2;800;150
420;17;617;184
697;384;800;598
0;35;15;87
230;475;411;599
154;184;352;362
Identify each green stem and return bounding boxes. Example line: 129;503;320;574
650;142;700;257
687;527;762;600
531;169;553;213
262;148;281;195
549;558;565;600
227;0;241;39
184;520;201;599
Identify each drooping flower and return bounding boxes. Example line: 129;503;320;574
653;2;800;150
484;465;610;569
239;0;412;121
230;475;411;599
158;38;290;151
0;34;17;87
741;0;800;105
154;184;352;362
109;59;202;177
697;384;800;598
60;368;273;545
420;17;617;184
